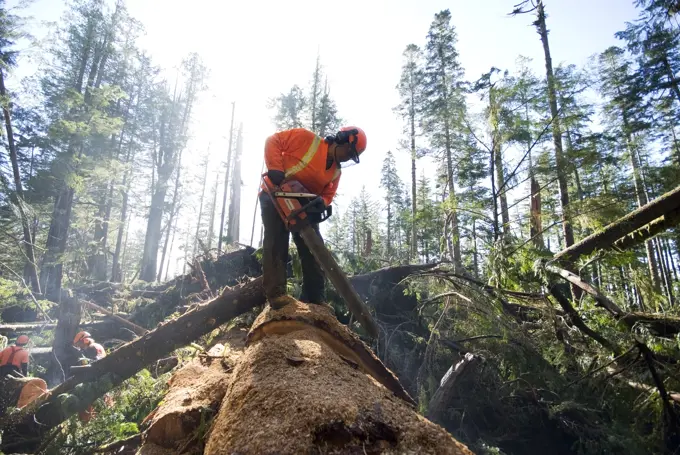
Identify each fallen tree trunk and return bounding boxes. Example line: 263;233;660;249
612;207;680;252
203;300;472;455
553;184;680;263
0;277;265;453
0;320;113;335
140;343;238;451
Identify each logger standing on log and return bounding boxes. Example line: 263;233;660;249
0;335;29;377
260;126;367;309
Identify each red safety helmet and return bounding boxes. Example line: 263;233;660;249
16;335;29;346
74;331;91;346
338;126;367;163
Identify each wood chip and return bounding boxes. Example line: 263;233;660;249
339;355;358;369
286;356;305;366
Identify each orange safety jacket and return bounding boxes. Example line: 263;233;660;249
262;128;341;207
84;343;106;361
0;345;29;375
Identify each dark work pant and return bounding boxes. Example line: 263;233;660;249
260;192;326;304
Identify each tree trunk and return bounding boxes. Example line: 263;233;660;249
157;149;184;282
207;166;220;251
523;93;544;249
192;152;210;258
535;1;577;298
427;353;481;424
490;87;509;237
218;102;236;252
490;147;500;241
40;187;75;297
227;125;243;244
410;94;418;261
139;186;168;282
45;292;81;386
164;216;178;282
111;147;132;283
0;69;40;293
621;108;661;290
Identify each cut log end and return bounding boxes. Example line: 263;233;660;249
205;298;472;455
248;300;414;405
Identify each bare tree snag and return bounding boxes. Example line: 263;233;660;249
554;184;680;263
46;292;82;386
204;300;472;455
427;353;481;424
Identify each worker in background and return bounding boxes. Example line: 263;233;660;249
75;335;108;422
0;335;30;377
260;126;367;309
81;337;106;361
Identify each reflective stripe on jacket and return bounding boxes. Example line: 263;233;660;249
263;128;341;206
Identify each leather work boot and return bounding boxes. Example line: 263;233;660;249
268;295;297;310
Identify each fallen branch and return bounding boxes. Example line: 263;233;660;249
545;264;624;317
560;344;637;393
546;264;680;339
637;341;680;450
81;300;148;336
547;285;621;355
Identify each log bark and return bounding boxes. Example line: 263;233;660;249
553;184;680;263
0;278;265;453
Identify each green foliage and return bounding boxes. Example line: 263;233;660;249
47;369;169;455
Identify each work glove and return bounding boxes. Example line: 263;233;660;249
305;196;326;214
267;170;285;186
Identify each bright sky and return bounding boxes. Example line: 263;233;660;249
8;0;639;277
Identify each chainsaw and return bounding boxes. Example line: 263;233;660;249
261;174;379;338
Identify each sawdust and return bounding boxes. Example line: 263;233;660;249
142;329;247;451
204;301;473;455
248;300;415;405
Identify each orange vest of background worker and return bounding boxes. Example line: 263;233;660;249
0;335;30;377
260;126;367;309
81;337;106;361
77;337;108;423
